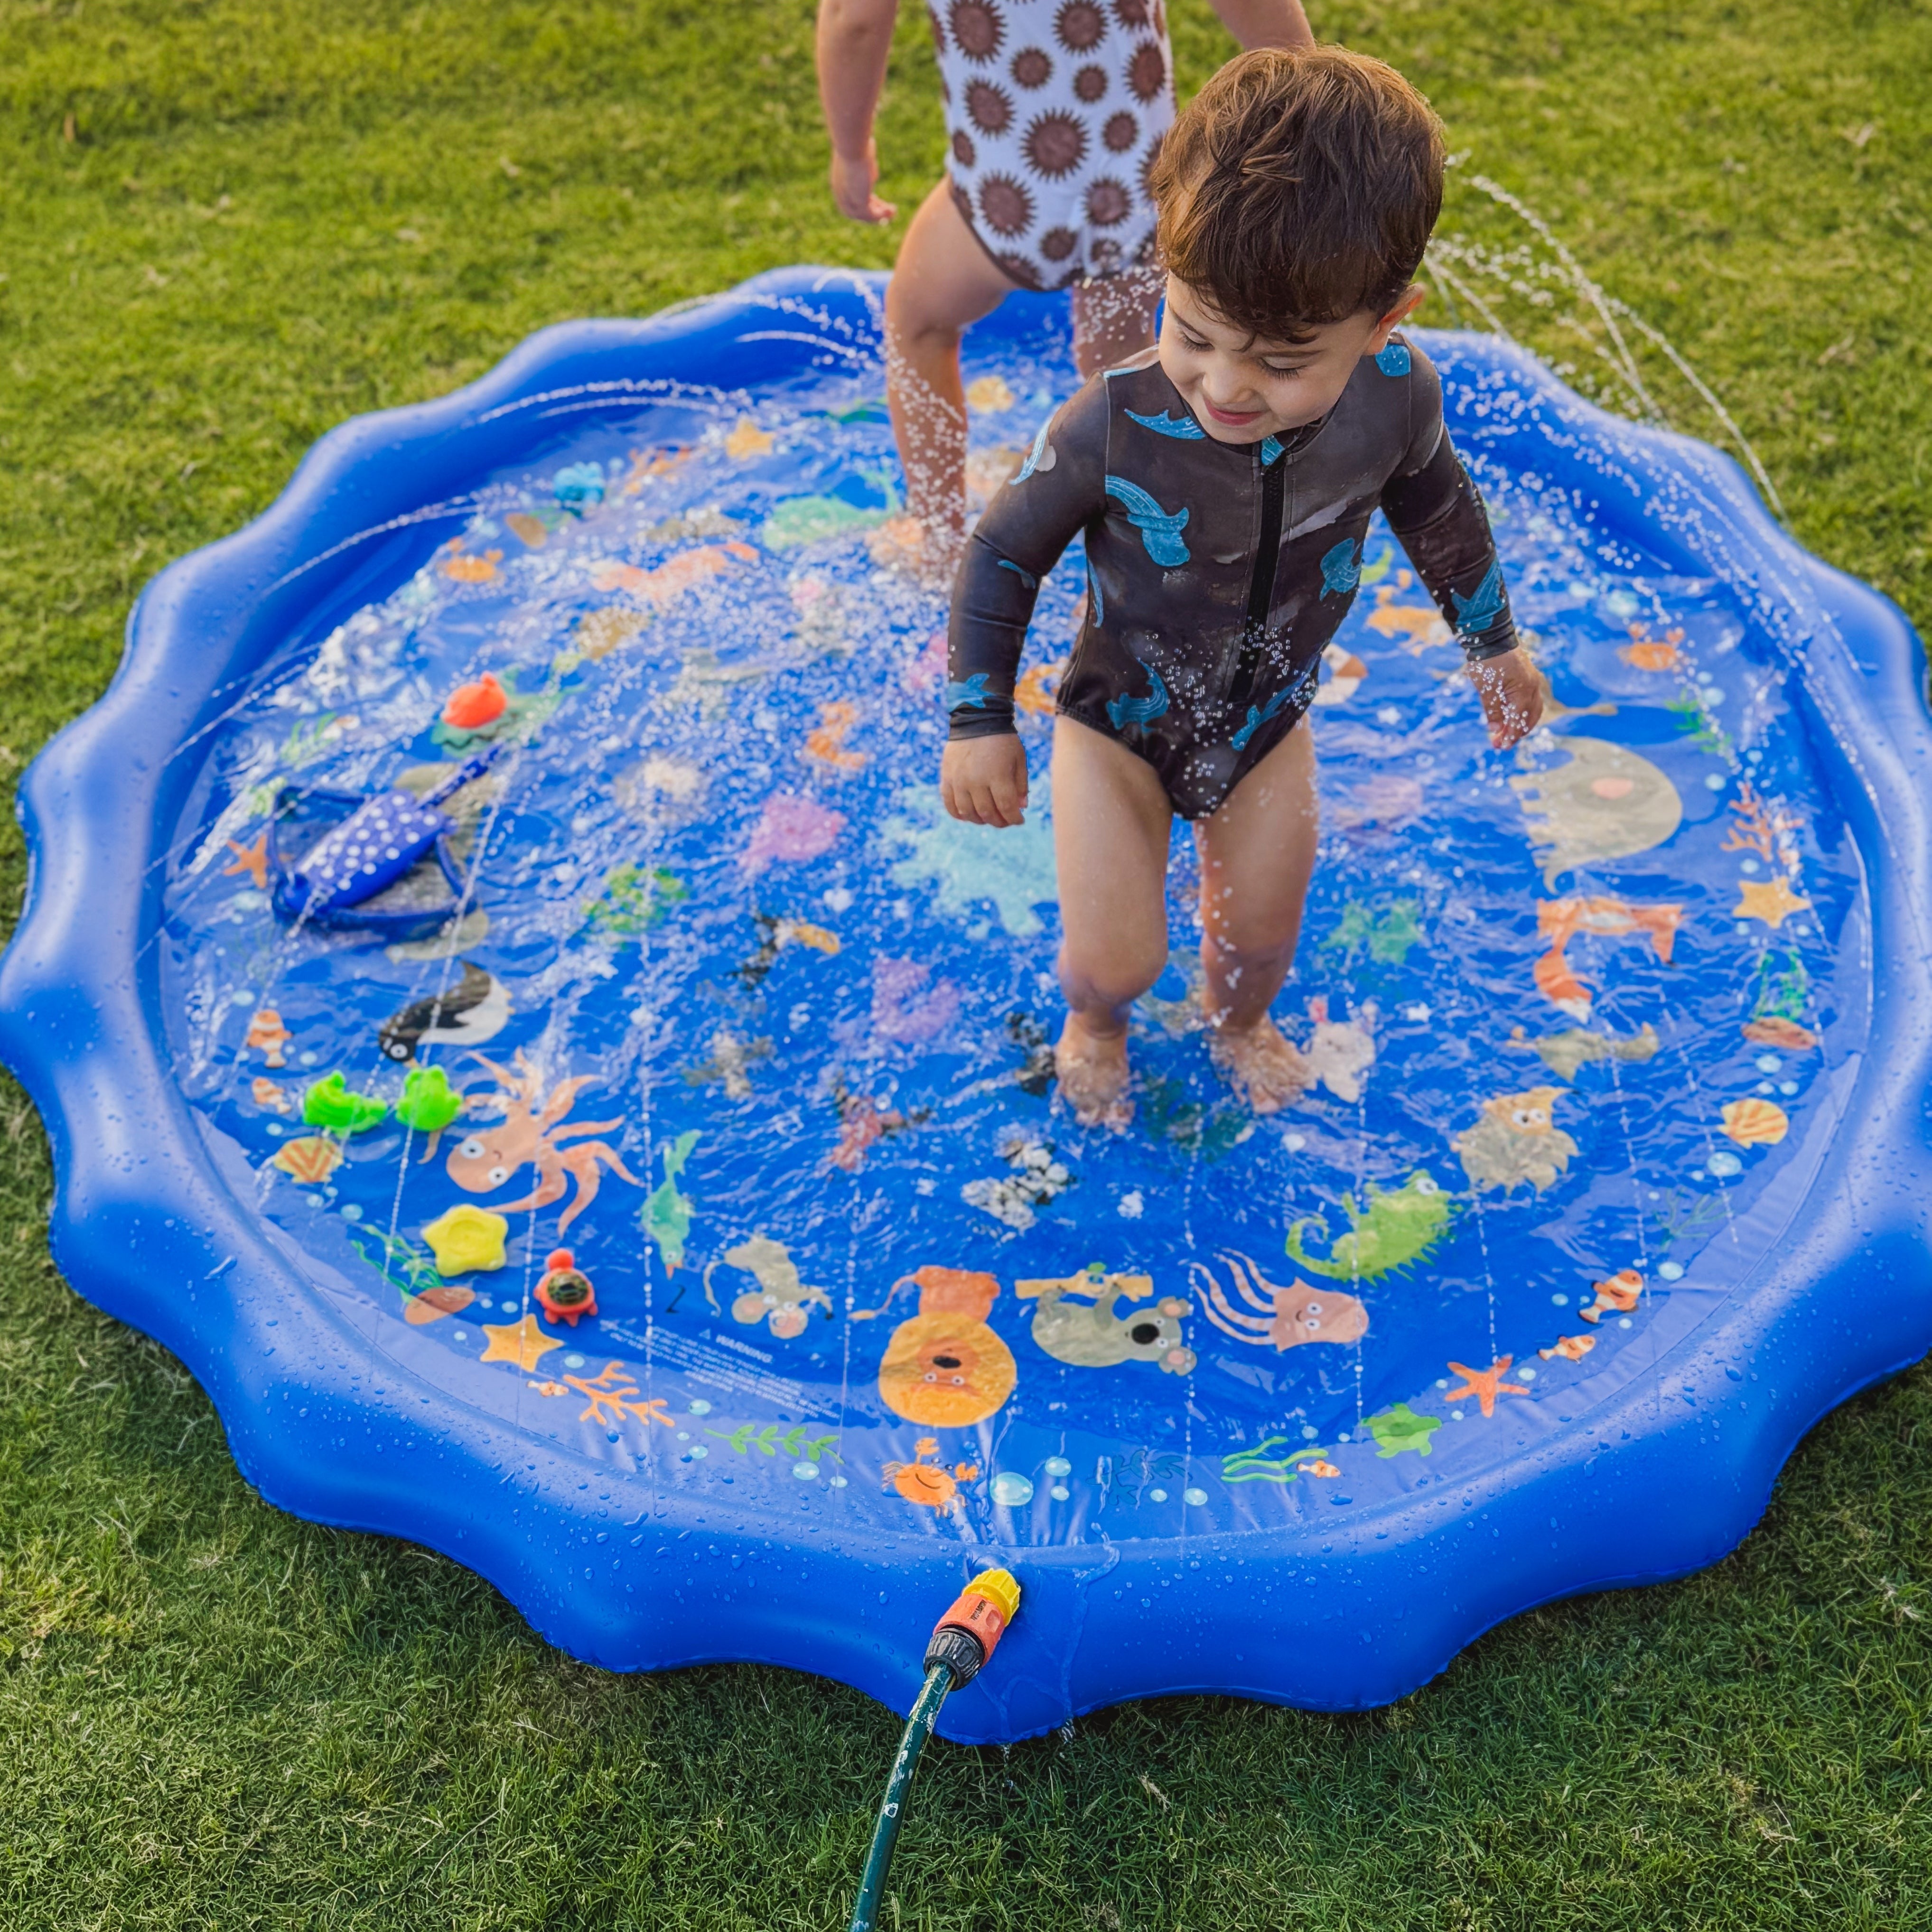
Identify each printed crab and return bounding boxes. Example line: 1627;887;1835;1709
448;1050;638;1234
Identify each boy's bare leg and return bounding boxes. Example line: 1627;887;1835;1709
879;182;1019;588
1196;719;1320;1113
1050;715;1174;1129
1070;264;1164;379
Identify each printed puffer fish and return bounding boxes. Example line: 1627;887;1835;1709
1453;1087;1580;1194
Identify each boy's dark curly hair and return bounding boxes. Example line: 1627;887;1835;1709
1150;47;1446;342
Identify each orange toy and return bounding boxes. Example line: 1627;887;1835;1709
442;672;509;730
534;1248;598;1325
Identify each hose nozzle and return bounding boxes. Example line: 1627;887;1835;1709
922;1568;1021;1688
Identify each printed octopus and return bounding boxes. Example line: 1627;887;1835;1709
448;1050;639;1235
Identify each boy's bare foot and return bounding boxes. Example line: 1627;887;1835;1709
1209;1016;1312;1115
1055;1016;1134;1130
866;514;961;592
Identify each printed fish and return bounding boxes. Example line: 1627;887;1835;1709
1743;1015;1818;1051
1107;660;1170;731
1320;540;1362;597
1505;1021;1661;1083
245;1008;292;1067
1540;1333;1596;1363
1103;475;1191;567
1532;896;1683;1020
1512;735;1683;888
682;1027;775;1100
1579;1267;1643;1323
1452;557;1506;635
251;1076;292;1114
1231;682;1297;751
378;961;512;1063
1125;407;1205;441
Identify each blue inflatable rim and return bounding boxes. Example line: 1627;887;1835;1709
3;266;1930;1744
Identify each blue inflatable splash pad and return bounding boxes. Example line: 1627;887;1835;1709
6;269;1930;1743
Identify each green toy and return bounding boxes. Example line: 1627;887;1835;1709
301;1072;390;1136
1286;1170;1452;1283
395;1065;461;1136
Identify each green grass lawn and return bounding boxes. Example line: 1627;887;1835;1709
3;0;1931;1924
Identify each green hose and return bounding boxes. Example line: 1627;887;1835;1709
847;1663;953;1932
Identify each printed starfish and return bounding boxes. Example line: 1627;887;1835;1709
1733;876;1811;929
222;832;270;888
479;1313;562;1372
725;417;774;459
1444;1355;1530;1419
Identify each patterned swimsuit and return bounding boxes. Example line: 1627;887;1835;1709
932;0;1175;290
947;336;1520;819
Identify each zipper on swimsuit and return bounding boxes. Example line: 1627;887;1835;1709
1225;448;1288;714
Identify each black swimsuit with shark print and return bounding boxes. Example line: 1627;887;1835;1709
946;334;1518;820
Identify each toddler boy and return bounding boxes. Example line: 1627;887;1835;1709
942;45;1542;1127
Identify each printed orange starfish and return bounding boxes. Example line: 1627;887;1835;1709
1444;1355;1531;1419
222;832;270;888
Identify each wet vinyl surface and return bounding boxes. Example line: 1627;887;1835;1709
156;312;1857;1547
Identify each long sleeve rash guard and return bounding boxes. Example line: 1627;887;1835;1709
946;334;1517;818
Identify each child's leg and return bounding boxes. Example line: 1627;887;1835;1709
1050;715;1174;1129
879;182;1020;585
1069;265;1164;380
1195;719;1320;1113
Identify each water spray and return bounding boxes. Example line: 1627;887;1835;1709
847;1569;1021;1932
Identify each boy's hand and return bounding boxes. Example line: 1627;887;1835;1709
942;736;1029;828
830;144;896;224
1470;648;1545;750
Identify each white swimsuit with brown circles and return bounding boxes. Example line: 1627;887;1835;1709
930;0;1176;291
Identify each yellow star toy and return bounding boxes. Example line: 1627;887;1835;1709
479;1313;560;1373
421;1205;509;1275
1733;876;1811;929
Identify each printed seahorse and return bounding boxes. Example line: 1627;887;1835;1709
1453;557;1507;635
1284;1170;1452;1283
1104;476;1191;567
1010;417;1056;485
1126;408;1206;440
944;672;993;711
1320;539;1362;596
1107;660;1170;731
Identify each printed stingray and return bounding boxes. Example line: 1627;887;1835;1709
3;270;1930;1745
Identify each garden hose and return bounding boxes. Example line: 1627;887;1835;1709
847;1569;1022;1932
